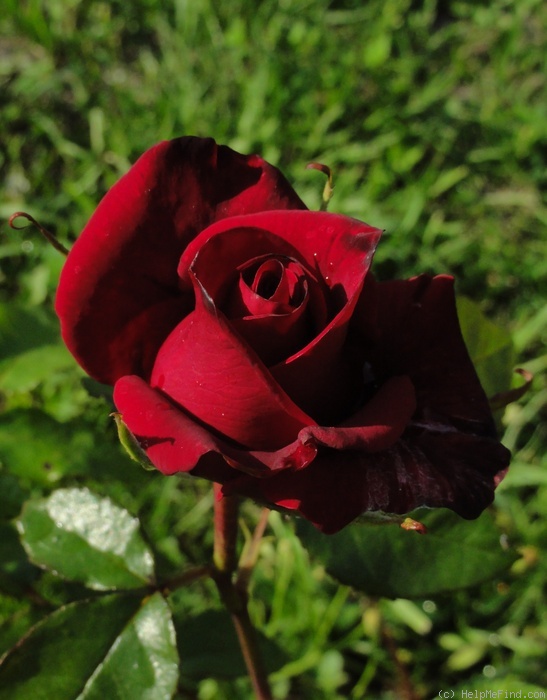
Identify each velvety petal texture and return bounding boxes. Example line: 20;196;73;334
56;136;510;535
178;211;382;422
55;137;306;384
225;431;509;534
354;274;499;436
114;376;317;479
150;280;315;451
224;274;511;532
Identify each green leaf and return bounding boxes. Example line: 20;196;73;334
77;593;179;700
0;592;179;700
112;413;156;471
456;296;515;400
0;301;79;409
428;165;469;197
0;599;42;660
174;609;287;680
296;509;515;599
0;409;150;487
17;488;155;590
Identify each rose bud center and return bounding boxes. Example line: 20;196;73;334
224;254;314;366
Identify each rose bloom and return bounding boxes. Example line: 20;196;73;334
56;137;510;534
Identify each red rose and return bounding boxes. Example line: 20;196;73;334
56;136;510;534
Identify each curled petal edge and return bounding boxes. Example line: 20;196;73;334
113;375;317;480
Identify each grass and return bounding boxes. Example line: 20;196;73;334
0;0;546;697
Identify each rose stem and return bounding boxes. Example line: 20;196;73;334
381;619;420;700
212;484;273;700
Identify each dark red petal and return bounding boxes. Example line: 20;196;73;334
179;210;381;305
178;211;382;421
226;258;312;366
300;375;416;452
188;224;329;331
269;314;361;424
231;256;328;335
150;275;315;451
56;137;306;385
251;259;284;300
227;429;510;534
113;376;317;478
230;303;310;367
237;259;304;315
355;274;499;438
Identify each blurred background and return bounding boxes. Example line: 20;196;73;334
1;0;545;698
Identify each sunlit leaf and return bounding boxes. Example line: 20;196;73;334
0;592;179;700
17;488;155;590
77;593;179;700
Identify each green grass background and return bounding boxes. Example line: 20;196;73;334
0;0;545;698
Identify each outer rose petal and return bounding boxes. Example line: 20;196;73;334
222;276;510;534
55;137;306;385
300;375;417;452
355;274;499;437
114;376;317;478
226;429;510;534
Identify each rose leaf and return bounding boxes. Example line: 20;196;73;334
456;296;515;400
0;593;179;700
16;488;155;590
296;508;516;599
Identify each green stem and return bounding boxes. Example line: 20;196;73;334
212;484;273;700
161;565;211;592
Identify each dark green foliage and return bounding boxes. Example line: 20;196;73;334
297;509;516;598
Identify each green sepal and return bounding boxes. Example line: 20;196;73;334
112;413;156;471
